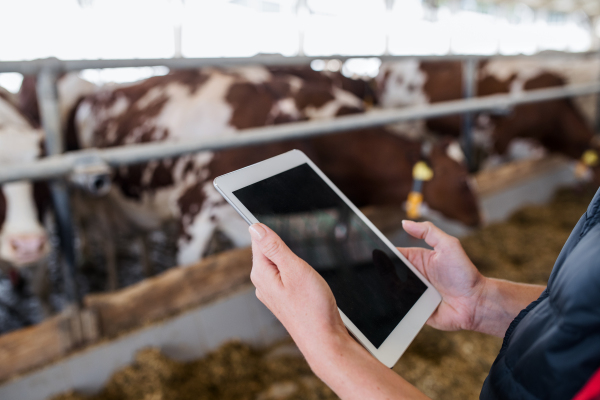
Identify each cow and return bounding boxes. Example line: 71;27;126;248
0;89;53;316
21;67;479;290
376;58;600;179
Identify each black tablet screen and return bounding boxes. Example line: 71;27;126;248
234;163;427;348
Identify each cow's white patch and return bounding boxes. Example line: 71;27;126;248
77;94;130;148
287;76;303;93
0;95;32;130
377;60;429;108
176;182;223;266
152;72;237;141
276;98;302;120
506;138;546;161
57;73;97;128
304;87;363;120
446;141;465;164
230;66;272;84
135;86;166;109
0;127;42;165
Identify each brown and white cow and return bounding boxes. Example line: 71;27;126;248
22;67;479;289
0;89;52;312
376;58;600;175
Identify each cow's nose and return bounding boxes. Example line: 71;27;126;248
9;235;48;264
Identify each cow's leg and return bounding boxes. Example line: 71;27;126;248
31;261;54;317
176;209;217;266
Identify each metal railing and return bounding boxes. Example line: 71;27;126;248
1;81;600;184
1;51;599;74
1;51;599;306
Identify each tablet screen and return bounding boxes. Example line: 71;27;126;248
234;163;427;348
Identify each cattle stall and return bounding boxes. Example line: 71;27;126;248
0;52;599;398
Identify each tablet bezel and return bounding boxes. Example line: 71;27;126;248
213;149;442;368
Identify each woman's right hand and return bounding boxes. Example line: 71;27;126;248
398;220;486;332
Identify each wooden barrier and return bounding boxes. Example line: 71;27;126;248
0;306;98;382
85;247;253;338
474;155;570;197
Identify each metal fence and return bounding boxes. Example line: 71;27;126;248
1;51;599;306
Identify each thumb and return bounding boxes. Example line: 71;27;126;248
249;223;303;275
401;220;455;249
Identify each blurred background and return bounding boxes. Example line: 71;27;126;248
1;0;599;90
0;1;599;399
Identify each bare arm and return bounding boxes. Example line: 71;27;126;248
304;333;429;400
249;223;429;400
472;278;545;336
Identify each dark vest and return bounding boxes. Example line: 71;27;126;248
481;188;600;400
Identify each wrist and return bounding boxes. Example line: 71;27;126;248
468;274;491;333
299;328;356;377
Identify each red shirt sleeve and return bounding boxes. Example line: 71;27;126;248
573;368;600;400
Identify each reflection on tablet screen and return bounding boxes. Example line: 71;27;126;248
234;163;427;348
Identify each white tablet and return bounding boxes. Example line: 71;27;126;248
213;149;441;368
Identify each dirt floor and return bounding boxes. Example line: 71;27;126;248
51;186;596;400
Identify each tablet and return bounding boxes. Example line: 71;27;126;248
213;149;441;368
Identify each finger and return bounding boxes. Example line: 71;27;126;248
396;246;431;276
402;220;455;249
249;223;304;280
250;226;282;289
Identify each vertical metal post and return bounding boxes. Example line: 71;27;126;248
37;70;81;306
172;0;184;58
462;57;477;172
384;0;395;56
296;0;309;57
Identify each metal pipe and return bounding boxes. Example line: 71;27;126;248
36;70;81;306
461;58;477;172
1;51;599;74
2;81;600;184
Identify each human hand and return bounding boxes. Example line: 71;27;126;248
398;220;486;332
249;223;349;357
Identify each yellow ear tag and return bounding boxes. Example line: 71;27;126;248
413;161;434;181
582;149;599;167
406;191;423;220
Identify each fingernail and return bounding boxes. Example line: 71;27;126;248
249;224;266;241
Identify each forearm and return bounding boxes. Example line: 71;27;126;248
472;278;545;337
300;333;430;400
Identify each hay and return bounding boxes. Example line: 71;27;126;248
51;186;595;400
51;341;337;400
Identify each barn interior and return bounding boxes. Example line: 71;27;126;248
0;0;599;399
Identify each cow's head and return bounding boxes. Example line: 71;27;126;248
311;128;481;227
0;103;50;268
375;60;428;108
